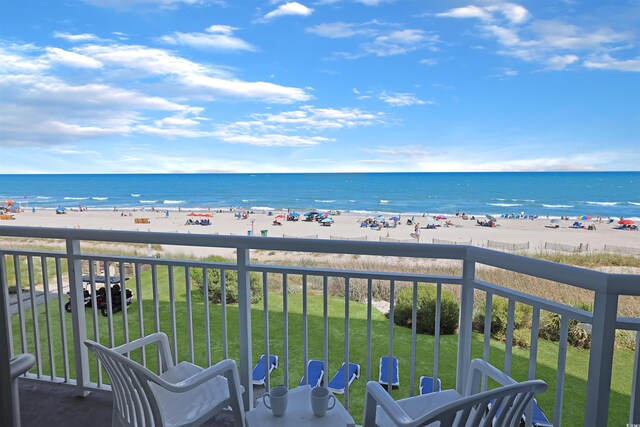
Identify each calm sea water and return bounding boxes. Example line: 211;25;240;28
1;172;638;219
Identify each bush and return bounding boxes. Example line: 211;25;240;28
512;328;531;349
394;283;459;335
539;303;592;350
191;256;262;305
472;297;532;338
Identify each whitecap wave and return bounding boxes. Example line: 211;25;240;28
348;200;357;203
35;196;51;199
131;194;141;197
92;197;108;201
251;206;274;211
629;202;640;206
315;200;335;203
379;200;390;204
163;200;184;204
140;200;157;203
585;201;618;206
241;199;255;202
488;203;522;207
64;197;88;200
542;204;574;208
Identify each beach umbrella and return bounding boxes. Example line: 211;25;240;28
202;213;213;218
436;215;447;220
389;216;400;221
290;212;300;217
187;213;198;217
56;206;66;211
4;200;14;206
304;211;319;217
321;211;330;217
550;218;561;224
275;214;285;219
619;219;635;225
486;214;497;222
577;215;592;221
321;217;334;223
375;215;385;221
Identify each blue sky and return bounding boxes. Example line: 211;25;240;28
0;0;638;173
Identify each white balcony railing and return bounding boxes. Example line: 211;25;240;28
0;226;639;427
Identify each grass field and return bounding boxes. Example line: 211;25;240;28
9;264;636;425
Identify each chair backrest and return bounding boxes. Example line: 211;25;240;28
85;340;164;426
420;380;547;427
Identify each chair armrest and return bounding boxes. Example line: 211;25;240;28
10;354;36;380
112;333;174;370
465;359;516;396
363;381;413;427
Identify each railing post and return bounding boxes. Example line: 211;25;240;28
66;239;90;396
0;255;15;426
456;258;475;394
237;248;253;410
631;331;640;424
584;290;618;426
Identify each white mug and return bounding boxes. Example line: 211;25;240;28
263;386;288;417
310;386;336;417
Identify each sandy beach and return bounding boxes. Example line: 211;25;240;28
1;209;638;258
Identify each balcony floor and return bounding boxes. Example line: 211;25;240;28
19;379;242;426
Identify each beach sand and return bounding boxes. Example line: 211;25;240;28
0;209;638;258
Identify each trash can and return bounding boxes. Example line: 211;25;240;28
261;230;268;237
247;230;253;236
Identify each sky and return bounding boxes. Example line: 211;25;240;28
0;0;639;174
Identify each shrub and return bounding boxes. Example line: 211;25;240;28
191;256;262;305
539;301;593;349
472;297;532;338
394;283;459;335
512;328;531;349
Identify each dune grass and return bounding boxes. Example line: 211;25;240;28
9;264;635;425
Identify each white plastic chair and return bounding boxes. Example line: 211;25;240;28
85;332;245;427
363;358;547;427
10;353;36;427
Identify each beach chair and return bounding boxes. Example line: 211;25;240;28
299;359;324;387
252;354;278;386
528;399;553;427
378;356;399;388
328;362;360;395
419;376;441;394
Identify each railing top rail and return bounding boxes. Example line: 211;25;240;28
0;248;65;258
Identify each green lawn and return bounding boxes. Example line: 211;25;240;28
10;265;635;425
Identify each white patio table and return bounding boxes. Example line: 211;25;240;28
246;385;355;427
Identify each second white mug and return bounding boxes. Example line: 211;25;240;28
310;386;336;417
263;386;288;417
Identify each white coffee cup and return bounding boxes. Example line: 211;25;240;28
310;386;336;417
263;386;288;417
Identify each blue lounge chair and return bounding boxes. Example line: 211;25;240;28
378;356;399;388
328;362;360;395
299;359;324;387
489;398;552;427
419;376;441;394
252;354;278;385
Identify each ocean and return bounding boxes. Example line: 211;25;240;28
1;172;638;219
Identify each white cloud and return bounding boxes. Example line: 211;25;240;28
53;32;102;42
583;54;640;72
46;47;103;69
378;91;428;107
80;0;220;10
260;2;313;22
420;58;437;66
365;29;437;56
545;54;579;70
436;6;492;21
306;22;360;38
160;25;255;51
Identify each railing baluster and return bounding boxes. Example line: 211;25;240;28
14;255;27;354
185;266;194;363
387;279;395;393
88;262;101;386
554;315;569;427
410;281;418;396
203;268;211;367
0;254;14;358
283;273;289;389
236;248;253;411
482;292;493;391
134;263;145;367
525;307;540;427
302;274;308;385
366;278;372;383
55;257;69;382
221;269;228;359
151;264;161;374
168;266;177;362
344;277;350;409
433;282;441;392
504;299;516;376
41;256;55;381
323;275;329;387
456;260;475;393
103;261;114;348
118;262;129;348
262;272;270;391
27;256;42;377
